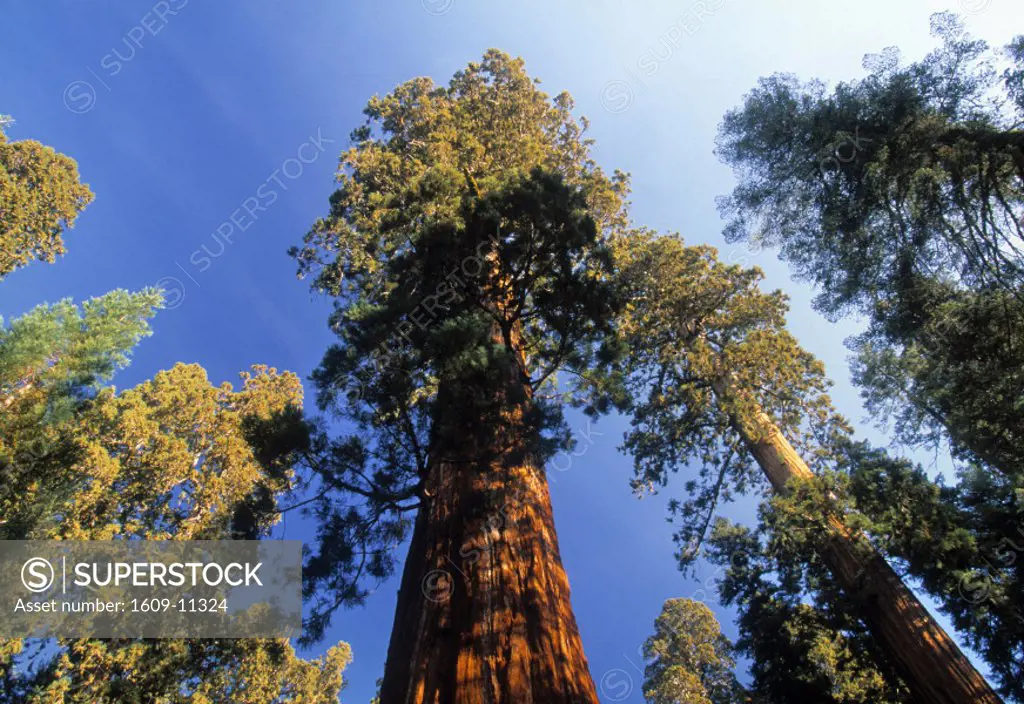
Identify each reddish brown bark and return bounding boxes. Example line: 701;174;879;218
379;332;599;703
713;379;1003;704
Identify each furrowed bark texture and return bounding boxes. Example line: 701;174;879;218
713;378;1003;704
379;334;599;703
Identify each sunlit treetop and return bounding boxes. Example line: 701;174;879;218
291;49;630;297
0;115;94;279
10;628;351;703
61;362;305;540
603;231;850;566
642;598;746;704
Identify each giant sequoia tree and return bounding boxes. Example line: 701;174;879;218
716;13;1024;479
0;116;93;279
291;51;628;701
605;232;1001;704
714;14;1024;699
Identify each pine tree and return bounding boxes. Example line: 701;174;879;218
642;598;747;704
715;13;1024;480
604;231;1002;704
0;116;93;279
290;50;629;701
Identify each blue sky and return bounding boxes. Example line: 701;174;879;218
2;1;1021;700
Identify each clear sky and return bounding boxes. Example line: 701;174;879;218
2;1;1021;700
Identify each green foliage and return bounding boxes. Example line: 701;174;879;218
0;119;94;278
716;13;1024;479
850;282;1024;477
706;509;911;704
0;288;162;413
606;230;849;566
642;598;746;704
290;50;630;642
605;232;965;700
0;363;351;703
56;362;305;541
0;289;162;539
844;443;1024;699
9;638;350;704
718;13;1023;314
2;359;308;540
714;15;1024;692
0;288;349;700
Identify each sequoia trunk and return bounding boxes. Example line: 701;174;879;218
712;378;1002;704
379;332;599;703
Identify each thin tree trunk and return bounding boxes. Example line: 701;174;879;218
711;378;1003;704
379;329;599;703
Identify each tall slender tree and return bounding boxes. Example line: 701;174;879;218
715;13;1024;479
291;51;629;701
0;116;93;279
604;231;1002;704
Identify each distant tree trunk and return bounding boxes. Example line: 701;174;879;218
379;325;599;703
712;378;1003;704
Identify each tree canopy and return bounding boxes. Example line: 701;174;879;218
0;358;351;702
0;289;163;539
0;117;93;279
716;13;1024;479
642;598;746;704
